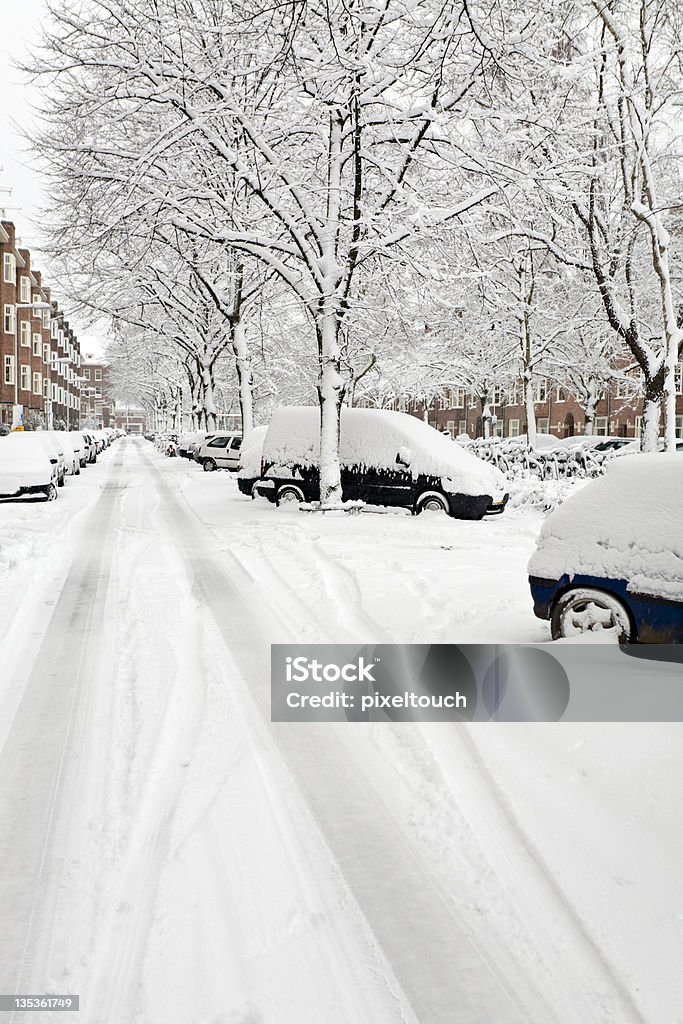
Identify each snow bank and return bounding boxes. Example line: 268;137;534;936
508;476;588;512
264;407;505;497
528;455;683;600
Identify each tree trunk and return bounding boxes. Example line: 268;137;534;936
641;372;663;452
316;308;345;506
663;349;678;452
200;360;217;433
583;385;597;436
482;399;491;439
524;376;537;448
232;319;254;440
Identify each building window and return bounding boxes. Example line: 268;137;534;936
458;419;467;436
51;320;58;339
537;417;550;434
33;372;42;395
42;308;50;330
19;321;30;347
509;418;520;438
491;385;503;406
94;368;102;381
83;368;91;380
4;355;14;385
453;388;465;408
43;343;50;364
3;253;16;283
594;416;609;436
19;277;31;303
555;387;566;402
3;304;16;334
20;364;31;392
533;379;548;404
32;333;41;356
676;362;682;396
43;377;49;399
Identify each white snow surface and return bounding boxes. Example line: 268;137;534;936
528;455;683;600
0;443;681;1024
264;406;506;497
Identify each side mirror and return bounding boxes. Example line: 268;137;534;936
396;447;411;467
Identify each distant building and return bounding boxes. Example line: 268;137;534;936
80;355;113;428
1;217;82;430
113;404;147;434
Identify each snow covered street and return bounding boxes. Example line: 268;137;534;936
0;438;681;1024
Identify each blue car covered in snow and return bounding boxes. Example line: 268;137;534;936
528;455;683;643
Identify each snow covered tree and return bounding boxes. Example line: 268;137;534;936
30;0;517;503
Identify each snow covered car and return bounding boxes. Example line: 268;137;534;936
48;431;81;475
237;425;268;496
79;432;97;464
246;407;508;518
177;430;210;459
0;442;60;501
2;432;66;486
528;455;683;643
197;432;242;472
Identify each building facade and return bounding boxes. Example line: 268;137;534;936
80;356;113;428
396;372;683;441
1;218;82;430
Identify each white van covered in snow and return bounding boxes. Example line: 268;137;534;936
245;407;508;519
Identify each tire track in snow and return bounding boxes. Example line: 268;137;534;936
0;454;124;1008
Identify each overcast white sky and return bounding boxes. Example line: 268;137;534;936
0;0;105;354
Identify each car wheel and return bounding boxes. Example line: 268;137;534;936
415;491;450;514
276;484;305;506
44;484;58;502
551;588;633;642
203;458;217;472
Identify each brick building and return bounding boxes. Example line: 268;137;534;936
1;218;82;430
395;371;683;441
80;356;113;428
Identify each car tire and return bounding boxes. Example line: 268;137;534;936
44;484;58;502
276;484;305;506
203;458;217;472
415;491;450;514
551;588;633;642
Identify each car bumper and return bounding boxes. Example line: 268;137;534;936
486;492;509;515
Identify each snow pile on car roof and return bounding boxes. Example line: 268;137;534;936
264;406;505;496
528;454;683;601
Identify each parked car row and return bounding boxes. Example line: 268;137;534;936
0;428;119;502
161;429;244;471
